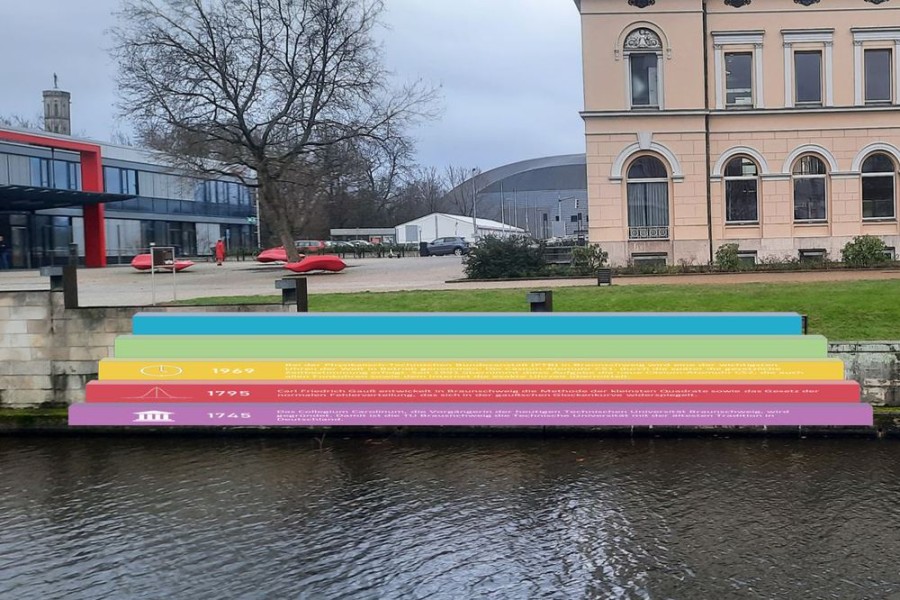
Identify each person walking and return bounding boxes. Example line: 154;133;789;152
0;235;10;270
215;239;226;266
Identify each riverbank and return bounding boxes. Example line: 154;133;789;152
3;407;898;438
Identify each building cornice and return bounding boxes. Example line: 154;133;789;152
580;110;708;118
712;31;765;45
581;105;900;118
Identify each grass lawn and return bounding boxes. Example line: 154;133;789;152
170;279;900;340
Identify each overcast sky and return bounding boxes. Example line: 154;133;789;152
0;0;585;172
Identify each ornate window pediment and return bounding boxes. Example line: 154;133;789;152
624;28;662;51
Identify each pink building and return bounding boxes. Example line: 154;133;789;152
575;0;900;266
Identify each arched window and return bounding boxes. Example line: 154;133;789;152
624;28;662;109
724;157;759;224
627;156;669;239
861;153;896;220
792;155;828;222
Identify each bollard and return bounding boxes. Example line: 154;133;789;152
275;277;309;312
527;290;553;312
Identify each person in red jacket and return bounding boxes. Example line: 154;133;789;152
215;239;226;266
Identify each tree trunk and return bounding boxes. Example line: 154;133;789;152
258;174;301;262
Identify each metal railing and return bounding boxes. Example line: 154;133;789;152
628;226;669;240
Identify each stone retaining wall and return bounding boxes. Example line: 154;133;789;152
1;289;898;407
0;290;291;408
831;342;900;406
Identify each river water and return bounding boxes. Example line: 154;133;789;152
1;436;898;600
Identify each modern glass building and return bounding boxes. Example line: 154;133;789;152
0;126;256;268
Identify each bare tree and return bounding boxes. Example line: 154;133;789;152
444;165;481;217
112;0;436;260
411;166;447;214
0;114;44;130
357;135;414;222
109;128;135;146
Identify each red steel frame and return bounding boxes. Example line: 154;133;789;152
0;129;107;267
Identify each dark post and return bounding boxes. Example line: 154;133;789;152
295;277;309;313
527;290;553;312
62;265;78;308
802;315;808;335
597;268;612;286
68;243;78;266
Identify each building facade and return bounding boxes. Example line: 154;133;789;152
0;127;257;268
576;0;900;266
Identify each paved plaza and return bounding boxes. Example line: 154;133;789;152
1;256;900;306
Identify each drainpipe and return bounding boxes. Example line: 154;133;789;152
702;0;714;265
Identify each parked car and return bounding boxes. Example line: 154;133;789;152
294;240;326;253
424;236;470;256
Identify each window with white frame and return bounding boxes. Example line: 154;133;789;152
630;54;659;107
627;156;669;239
853;28;900;106
792;155;828;222
724;157;759;224
725;53;753;107
782;29;834;108
737;250;757;267
624;28;663;109
861;153;896;220
865;49;893;104
713;31;764;110
794;51;823;105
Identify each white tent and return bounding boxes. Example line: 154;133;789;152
394;213;525;244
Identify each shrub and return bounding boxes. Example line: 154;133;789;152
464;235;545;279
841;235;889;268
570;244;609;275
714;243;741;272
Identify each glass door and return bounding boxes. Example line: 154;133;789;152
11;226;29;269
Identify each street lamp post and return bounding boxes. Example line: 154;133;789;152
556;196;580;238
471;168;478;241
255;197;261;249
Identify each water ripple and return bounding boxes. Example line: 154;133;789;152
1;437;899;599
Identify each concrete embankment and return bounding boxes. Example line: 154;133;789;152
2;290;899;440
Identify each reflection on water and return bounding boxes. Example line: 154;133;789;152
1;436;899;599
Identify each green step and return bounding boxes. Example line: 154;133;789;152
114;335;827;360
